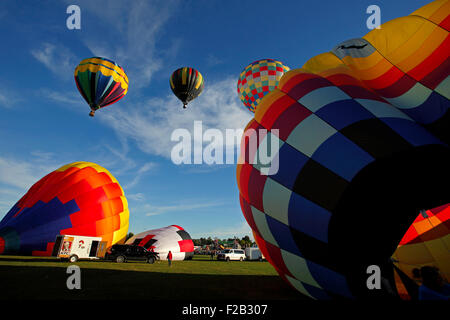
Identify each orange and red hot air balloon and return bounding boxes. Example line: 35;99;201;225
0;162;129;256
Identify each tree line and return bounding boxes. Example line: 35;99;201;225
193;236;254;248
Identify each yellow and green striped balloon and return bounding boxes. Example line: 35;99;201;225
170;67;204;109
74;57;129;117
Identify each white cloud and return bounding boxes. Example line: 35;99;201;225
191;221;254;240
141;201;224;216
31;42;78;78
127;193;146;201
206;53;224;67
0;156;56;190
39;89;82;109
101;76;253;160
77;0;179;88
124;161;156;189
0;87;22;109
0;155;61;217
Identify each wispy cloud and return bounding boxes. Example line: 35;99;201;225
0;156;56;190
124;161;156;189
142;201;224;216
0;154;62;217
127;193;146;201
0;86;22;109
191;221;254;240
206;53;224;67
39;89;82;109
101;76;253;160
31;42;78;78
77;0;179;88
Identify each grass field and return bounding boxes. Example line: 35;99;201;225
0;254;308;300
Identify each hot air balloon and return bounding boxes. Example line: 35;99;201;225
0;162;129;256
237;0;449;300
237;59;290;113
170;67;204;109
74;57;129;117
126;225;194;260
392;204;450;300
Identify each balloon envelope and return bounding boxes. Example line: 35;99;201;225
170;67;204;108
237;0;449;300
0;162;129;256
74;57;129;116
126;225;194;260
237;59;290;113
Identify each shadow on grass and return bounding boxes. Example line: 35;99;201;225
0;265;308;300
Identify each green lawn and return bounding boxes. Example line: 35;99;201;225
0;254;308;300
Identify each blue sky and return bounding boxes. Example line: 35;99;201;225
0;0;431;239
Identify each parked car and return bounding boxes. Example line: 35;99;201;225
104;244;159;263
217;249;246;261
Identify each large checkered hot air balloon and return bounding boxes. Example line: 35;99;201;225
74;57;129;117
0;162;129;256
126;225;194;260
237;59;290;113
237;0;449;300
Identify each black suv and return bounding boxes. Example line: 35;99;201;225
105;244;159;264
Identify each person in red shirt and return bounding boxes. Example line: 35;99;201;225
167;251;173;267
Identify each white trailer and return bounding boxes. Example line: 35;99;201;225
52;235;108;262
245;247;265;261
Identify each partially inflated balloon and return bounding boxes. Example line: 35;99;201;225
74;57;129;117
170;67;204;108
237;59;290;113
392;204;450;300
0;162;129;256
237;0;449;300
126;225;194;260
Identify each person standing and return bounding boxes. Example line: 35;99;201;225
167;250;173;267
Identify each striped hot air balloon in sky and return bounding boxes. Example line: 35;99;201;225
170;67;204;109
74;57;129;117
237;59;290;113
0;162;129;256
237;0;449;300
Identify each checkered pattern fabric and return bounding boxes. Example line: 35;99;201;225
237;59;290;113
237;0;449;300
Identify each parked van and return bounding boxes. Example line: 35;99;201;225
245;247;265;261
217;249;246;261
52;235;108;262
